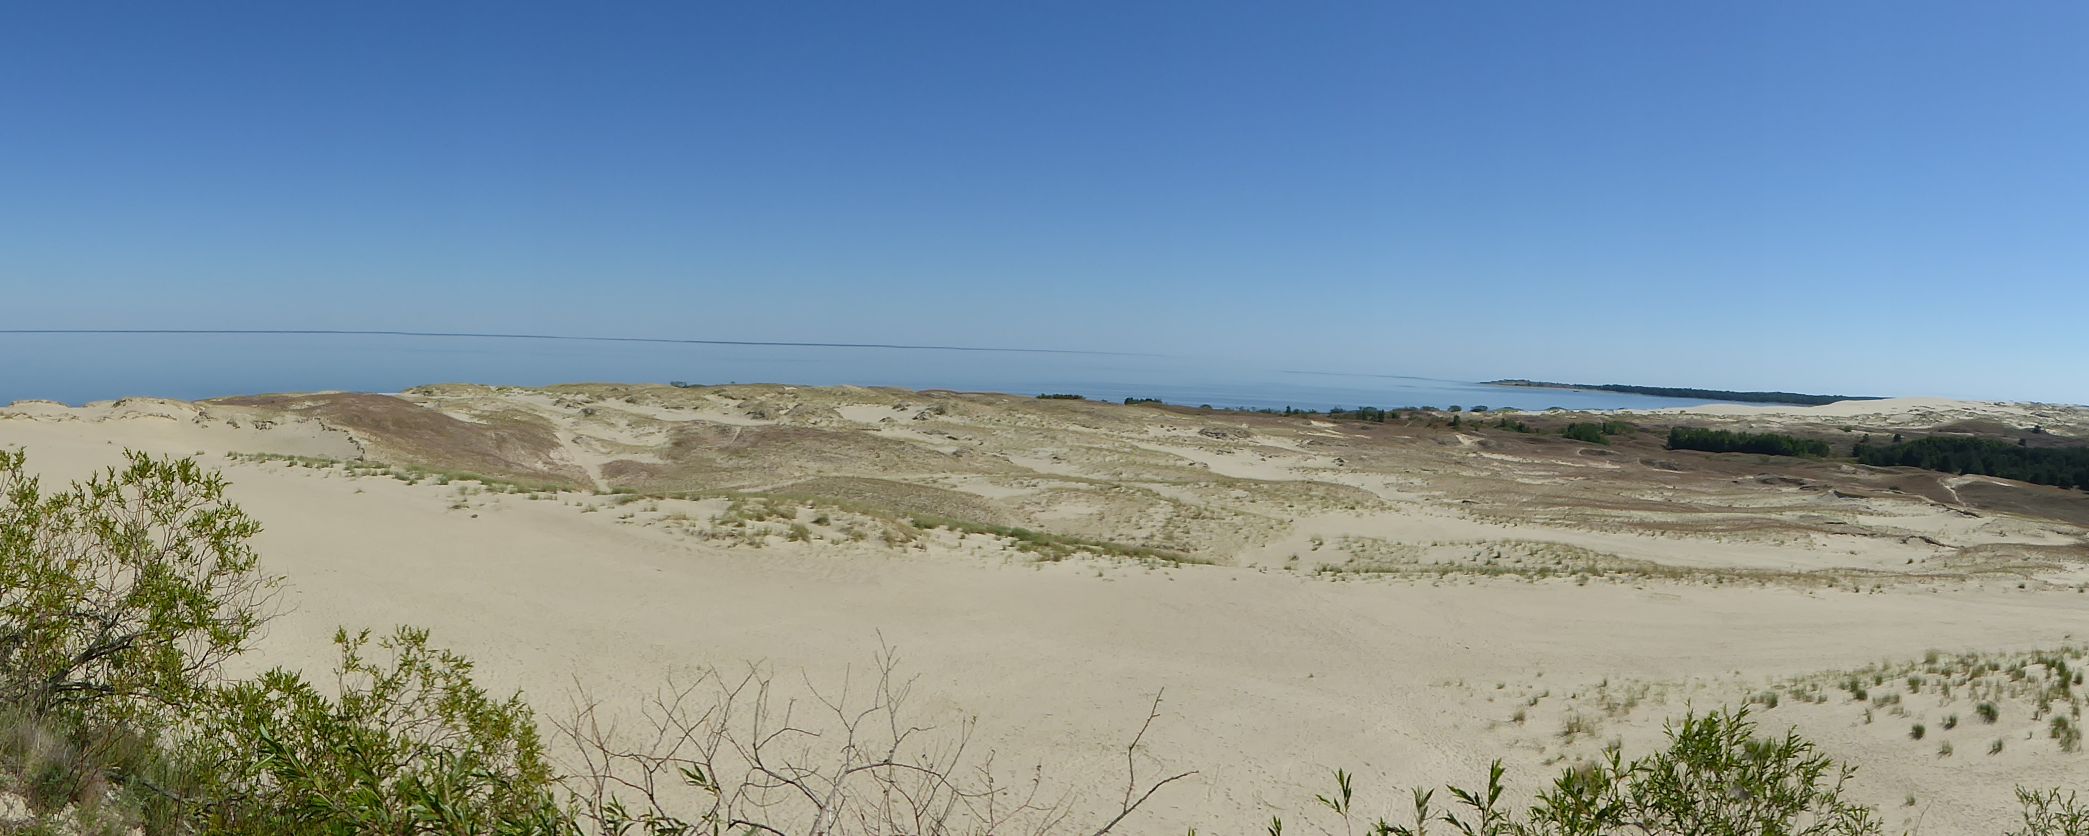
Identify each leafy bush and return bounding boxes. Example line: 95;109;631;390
2012;788;2088;836
1302;708;1883;835
0;450;277;722
180;626;567;833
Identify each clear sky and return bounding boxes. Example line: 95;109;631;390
4;2;2085;402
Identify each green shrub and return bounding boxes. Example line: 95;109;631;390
0;450;277;722
1306;708;1883;836
2011;788;2088;836
182;626;567;833
1561;421;1635;445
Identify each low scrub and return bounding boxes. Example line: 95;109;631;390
1562;421;1635;445
1299;709;1886;835
182;626;567;833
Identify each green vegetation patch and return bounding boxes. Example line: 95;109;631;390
1856;436;2089;490
226;450;570;493
1667;426;1833;457
906;514;1211;565
1562;420;1637;445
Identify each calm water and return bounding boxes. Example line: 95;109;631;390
1;332;1739;412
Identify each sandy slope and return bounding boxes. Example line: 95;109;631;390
1632;396;2089;433
5;391;2087;832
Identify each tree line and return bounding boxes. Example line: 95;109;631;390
1855;436;2089;490
1667;427;1833;457
1490;380;1880;406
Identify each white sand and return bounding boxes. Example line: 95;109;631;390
3;393;2085;832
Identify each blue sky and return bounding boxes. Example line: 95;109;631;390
4;2;2085;401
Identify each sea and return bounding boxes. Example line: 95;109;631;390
0;331;1745;412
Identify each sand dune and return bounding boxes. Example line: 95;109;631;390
1634;395;2088;430
4;386;2085;832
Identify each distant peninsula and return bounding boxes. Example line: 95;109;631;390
1485;380;1883;406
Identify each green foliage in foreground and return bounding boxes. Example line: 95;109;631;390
0;450;567;834
2013;788;2089;836
0;449;274;722
1667;426;1833;458
1296;708;1883;836
1855;436;2089;490
184;627;566;834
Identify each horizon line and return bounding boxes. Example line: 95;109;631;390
0;328;1165;358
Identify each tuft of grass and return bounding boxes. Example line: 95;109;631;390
906;515;1210;565
2051;716;2081;753
224;451;572;494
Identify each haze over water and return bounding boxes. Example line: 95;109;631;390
4;332;1751;412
